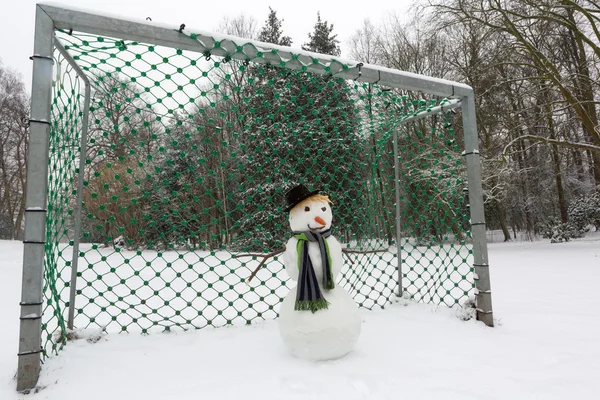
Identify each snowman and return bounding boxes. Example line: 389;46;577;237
277;184;362;361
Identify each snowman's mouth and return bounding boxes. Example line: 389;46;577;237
308;223;326;231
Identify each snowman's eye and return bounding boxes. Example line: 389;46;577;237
321;207;326;211
304;206;310;212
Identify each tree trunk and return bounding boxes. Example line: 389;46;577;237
14;197;25;240
495;200;511;242
499;64;536;236
517;139;535;235
544;93;568;223
564;5;600;186
368;85;393;245
565;117;586;184
551;144;568;223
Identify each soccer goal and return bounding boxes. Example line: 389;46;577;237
17;2;493;391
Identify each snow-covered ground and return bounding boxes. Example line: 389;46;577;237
1;234;599;399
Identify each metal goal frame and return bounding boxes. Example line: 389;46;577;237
17;2;494;391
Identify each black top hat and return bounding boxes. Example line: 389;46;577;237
284;184;321;212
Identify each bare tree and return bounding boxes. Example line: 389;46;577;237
216;13;259;39
347;19;381;64
429;0;600;185
0;60;29;240
378;9;454;79
81;73;162;246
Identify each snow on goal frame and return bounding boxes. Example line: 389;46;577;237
18;2;494;391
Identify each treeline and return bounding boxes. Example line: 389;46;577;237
0;61;28;240
74;7;475;251
76;10;377;251
347;0;600;241
3;1;600;246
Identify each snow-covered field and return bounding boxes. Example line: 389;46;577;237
1;234;599;399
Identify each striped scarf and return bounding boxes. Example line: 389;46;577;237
293;229;335;313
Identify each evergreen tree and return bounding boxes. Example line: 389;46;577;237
295;13;366;244
258;7;292;46
232;9;365;252
232;8;296;251
302;12;341;56
567;192;600;232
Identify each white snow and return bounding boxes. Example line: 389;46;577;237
278;284;362;361
1;234;600;399
20;314;40;319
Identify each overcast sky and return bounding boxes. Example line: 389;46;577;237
1;0;413;93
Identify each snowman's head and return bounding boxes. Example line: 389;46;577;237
288;194;333;233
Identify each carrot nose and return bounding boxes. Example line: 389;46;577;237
315;216;326;226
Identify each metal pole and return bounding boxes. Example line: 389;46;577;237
461;93;494;327
396;99;462;127
392;129;403;297
38;3;472;99
55;39;91;330
17;6;54;392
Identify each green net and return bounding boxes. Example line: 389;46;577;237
41;29;474;357
42;50;84;355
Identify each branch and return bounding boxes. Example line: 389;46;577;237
233;248;285;284
342;249;389;254
494;2;600;60
502;134;600;160
342;248;389;265
237;248;391;283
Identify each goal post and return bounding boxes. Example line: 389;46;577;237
18;2;494;391
17;6;54;392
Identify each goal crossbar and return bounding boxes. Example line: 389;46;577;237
38;2;473;98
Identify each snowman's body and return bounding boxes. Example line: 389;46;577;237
278;195;361;361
